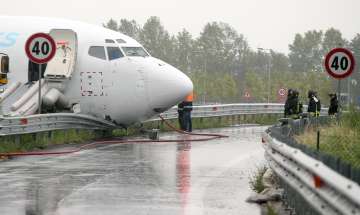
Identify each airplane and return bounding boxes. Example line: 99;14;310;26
0;16;193;127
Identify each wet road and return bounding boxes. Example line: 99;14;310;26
0;126;266;215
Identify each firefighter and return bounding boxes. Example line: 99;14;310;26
182;92;193;132
288;90;303;118
328;93;339;116
177;102;184;130
286;89;303;119
308;90;321;117
284;89;294;117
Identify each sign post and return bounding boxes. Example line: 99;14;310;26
324;47;355;123
25;33;56;114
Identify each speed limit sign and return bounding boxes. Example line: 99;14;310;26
324;48;355;79
25;33;56;64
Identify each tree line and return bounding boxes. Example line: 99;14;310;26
104;17;360;104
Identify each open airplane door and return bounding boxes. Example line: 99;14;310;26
45;29;77;80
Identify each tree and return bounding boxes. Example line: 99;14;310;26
139;16;176;64
350;34;360;104
289;30;323;72
270;51;289;73
196;22;248;75
103;18;118;31
322;28;347;55
118;19;141;41
175;29;194;72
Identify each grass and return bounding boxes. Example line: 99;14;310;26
0;129;98;154
249;166;268;193
266;204;278;215
295;110;360;167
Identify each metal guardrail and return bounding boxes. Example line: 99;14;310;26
262;131;360;215
0;113;117;136
152;103;285;121
0;103;285;136
0;103;327;136
153;103;328;121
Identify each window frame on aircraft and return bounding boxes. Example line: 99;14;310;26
106;46;124;61
121;47;149;57
105;39;115;43
88;46;107;60
116;39;126;44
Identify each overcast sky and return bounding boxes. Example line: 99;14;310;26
1;0;359;53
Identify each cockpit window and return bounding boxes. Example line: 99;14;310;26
106;47;124;60
122;47;149;57
105;39;115;43
88;46;106;60
116;39;126;44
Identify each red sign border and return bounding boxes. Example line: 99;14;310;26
244;91;251;98
324;48;355;79
25;33;56;64
278;88;286;97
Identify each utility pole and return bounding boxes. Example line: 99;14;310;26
258;48;272;103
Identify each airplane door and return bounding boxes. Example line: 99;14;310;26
45;29;77;79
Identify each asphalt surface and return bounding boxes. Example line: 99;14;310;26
0;126;266;215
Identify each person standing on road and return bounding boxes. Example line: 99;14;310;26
328;93;339;116
178;102;185;130
182;92;194;132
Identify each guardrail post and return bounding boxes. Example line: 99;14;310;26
316;130;320;151
32;133;37;142
47;131;53;143
14;135;20;145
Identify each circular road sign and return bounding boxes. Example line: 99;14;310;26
278;88;286;97
324;48;355;79
25;33;56;64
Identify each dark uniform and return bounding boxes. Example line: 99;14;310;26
284;89;294;117
328;93;338;116
182;101;193;132
177;102;185;130
291;90;303;117
178;92;194;132
285;89;302;119
308;90;321;117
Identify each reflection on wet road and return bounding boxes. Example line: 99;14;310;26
0;126;266;215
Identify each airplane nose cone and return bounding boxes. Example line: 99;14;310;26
148;64;193;112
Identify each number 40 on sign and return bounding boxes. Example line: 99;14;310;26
25;33;56;64
325;48;355;79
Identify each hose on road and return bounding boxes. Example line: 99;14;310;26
0;115;228;157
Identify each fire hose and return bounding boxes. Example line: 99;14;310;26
0;115;228;157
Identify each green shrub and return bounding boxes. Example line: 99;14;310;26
249;166;268;193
